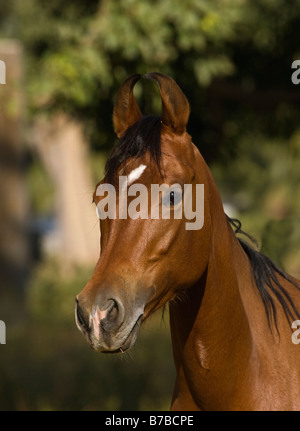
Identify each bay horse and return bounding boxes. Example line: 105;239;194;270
75;72;300;410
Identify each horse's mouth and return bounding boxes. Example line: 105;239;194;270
102;314;143;354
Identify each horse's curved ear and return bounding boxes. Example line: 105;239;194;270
144;72;190;134
113;74;143;138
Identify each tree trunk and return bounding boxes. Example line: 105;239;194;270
33;114;100;266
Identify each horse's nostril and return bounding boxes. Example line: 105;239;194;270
107;300;118;321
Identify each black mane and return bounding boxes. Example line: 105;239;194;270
105;117;300;333
105;115;162;184
227;216;300;333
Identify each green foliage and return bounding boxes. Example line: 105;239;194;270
0;259;174;411
26;159;55;215
27;259;93;326
2;0;299;153
0;319;174;411
212;130;300;275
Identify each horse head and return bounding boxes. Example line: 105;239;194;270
75;73;213;353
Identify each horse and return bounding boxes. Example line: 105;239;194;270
75;72;300;410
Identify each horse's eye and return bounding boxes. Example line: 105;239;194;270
162;186;182;207
170;191;175;206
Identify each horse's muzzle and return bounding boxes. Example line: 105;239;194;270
75;290;146;353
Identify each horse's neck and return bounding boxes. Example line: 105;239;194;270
171;213;252;357
169;209;255;408
169;163;300;410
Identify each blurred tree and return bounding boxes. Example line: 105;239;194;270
1;0;299;157
0;40;30;295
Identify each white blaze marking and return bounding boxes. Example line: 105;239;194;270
119;165;147;217
127;164;147;186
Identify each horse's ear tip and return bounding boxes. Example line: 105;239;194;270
113;74;143;137
143;72;152;82
124;73;142;86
